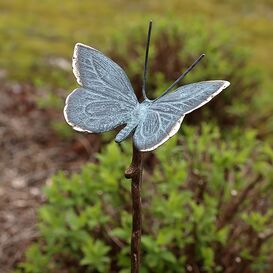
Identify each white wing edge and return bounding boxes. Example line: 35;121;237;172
63;89;94;133
68;43;100;132
183;80;230;115
72;43;101;86
139;115;185;152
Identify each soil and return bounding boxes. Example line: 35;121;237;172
0;82;101;273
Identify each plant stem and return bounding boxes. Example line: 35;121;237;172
125;144;143;273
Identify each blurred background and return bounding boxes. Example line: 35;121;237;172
0;1;273;273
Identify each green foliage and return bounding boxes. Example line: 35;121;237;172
16;124;273;273
18;244;53;273
80;238;111;272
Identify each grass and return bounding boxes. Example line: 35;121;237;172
0;0;272;87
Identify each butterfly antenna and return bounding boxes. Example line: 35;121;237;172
142;20;153;100
154;53;205;102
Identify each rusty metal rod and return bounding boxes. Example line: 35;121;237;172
125;144;143;273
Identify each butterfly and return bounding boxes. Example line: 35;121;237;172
64;21;230;152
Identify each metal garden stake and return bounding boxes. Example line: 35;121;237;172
64;21;230;273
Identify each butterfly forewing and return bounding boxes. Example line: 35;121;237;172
154;80;230;114
64;43;138;133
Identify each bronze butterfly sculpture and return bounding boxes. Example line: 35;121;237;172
64;21;230;151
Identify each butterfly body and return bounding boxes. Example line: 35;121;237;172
115;99;154;143
64;43;230;152
115;117;139;143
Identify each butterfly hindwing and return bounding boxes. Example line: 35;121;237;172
133;80;230;151
64;43;138;133
133;109;184;151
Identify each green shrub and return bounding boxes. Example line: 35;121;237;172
16;124;273;273
107;19;266;129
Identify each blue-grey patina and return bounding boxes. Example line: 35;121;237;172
64;43;230;151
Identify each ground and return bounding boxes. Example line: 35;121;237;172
0;82;101;272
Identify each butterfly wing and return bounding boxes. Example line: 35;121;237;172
133;80;230;151
64;43;138;133
133;109;185;152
